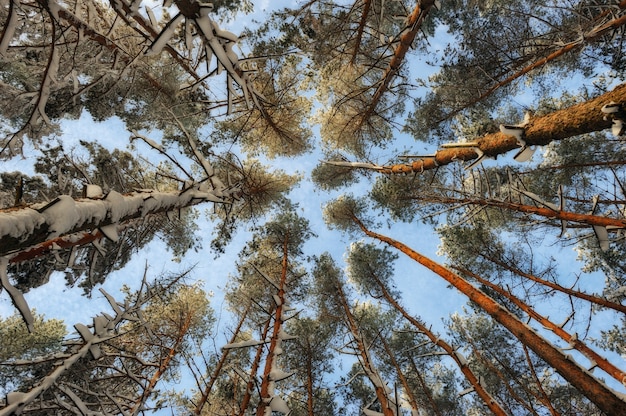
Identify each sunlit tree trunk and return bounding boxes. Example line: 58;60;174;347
476;249;626;314
193;306;249;415
455;266;626;388
350;214;626;415
438;7;626;122
0;188;230;260
326;82;626;174
334;279;396;416
366;261;507;415
236;318;272;416
130;313;194;415
379;337;420;414
256;234;289;416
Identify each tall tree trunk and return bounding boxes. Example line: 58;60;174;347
477;250;626;314
193;306;249;415
351;214;626;415
407;357;443;416
368;263;507;415
419;195;626;229
357;0;437;124
237;318;272;416
437;7;626;123
256;234;289;416
334;276;397;416
456;266;626;387
379;337;421;414
350;0;373;64
0;188;228;259
306;350;315;416
326;82;626;174
130;313;193;415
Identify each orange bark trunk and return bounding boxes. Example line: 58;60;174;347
358;0;436;126
130;312;193;415
439;11;626;122
427;195;626;228
193;306;249;415
456;266;626;388
237;318;272;416
367;82;626;174
352;216;626;415
369;267;507;415
478;251;626;314
256;235;289;416
335;275;396;415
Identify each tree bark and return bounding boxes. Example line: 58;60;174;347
327;82;626;174
351;215;626;415
193;306;249;415
0;188;226;259
456;266;626;387
334;274;397;416
256;234;289;416
368;265;507;415
477;250;626;314
437;9;626;123
237;318;272;416
130;312;193;415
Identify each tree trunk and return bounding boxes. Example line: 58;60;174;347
256;235;289;416
327;82;626;174
130;312;193;415
237;318;272;416
352;215;626;415
193;306;249;415
456;266;626;388
334;276;397;416
437;9;626;123
369;265;507;415
358;0;436;123
380;337;421;414
477;250;626;314
0;187;226;259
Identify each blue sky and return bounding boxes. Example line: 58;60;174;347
2;0;626;412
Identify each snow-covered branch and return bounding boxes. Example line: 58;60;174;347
0;187;230;259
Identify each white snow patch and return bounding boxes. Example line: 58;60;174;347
41;196;78;238
222;339;264;349
269;396;290;414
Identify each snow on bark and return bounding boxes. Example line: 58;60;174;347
145;13;184;56
268;396;290;414
269;368;294;382
0;186;226;258
84;184;104;199
222;339;265;349
0;256;34;332
0;288;141;415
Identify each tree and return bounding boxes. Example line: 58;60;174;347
0;312;66;396
3;0;626;414
323;195;626;414
0;271;213;415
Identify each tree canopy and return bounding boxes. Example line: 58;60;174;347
1;0;626;414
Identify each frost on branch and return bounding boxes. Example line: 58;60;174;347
0;186;230;258
0;257;34;332
0;287;151;415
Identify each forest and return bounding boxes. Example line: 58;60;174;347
1;0;626;414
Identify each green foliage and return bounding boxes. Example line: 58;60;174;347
311;158;361;191
0;312;66;395
345;241;400;299
322;194;370;233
